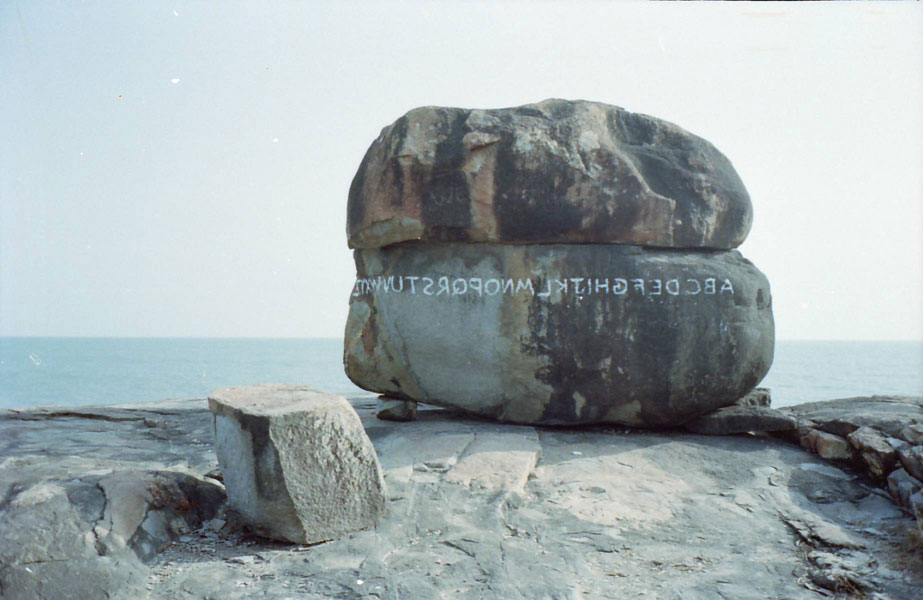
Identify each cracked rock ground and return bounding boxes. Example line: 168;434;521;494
1;397;921;599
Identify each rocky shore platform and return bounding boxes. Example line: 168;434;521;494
2;395;921;600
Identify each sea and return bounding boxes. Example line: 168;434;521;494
0;338;920;411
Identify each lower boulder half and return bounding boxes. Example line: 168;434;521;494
345;243;773;427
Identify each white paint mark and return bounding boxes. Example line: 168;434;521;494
352;274;736;300
170;78;181;84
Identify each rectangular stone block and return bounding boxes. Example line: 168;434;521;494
208;384;387;544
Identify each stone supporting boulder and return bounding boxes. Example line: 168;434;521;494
208;384;387;544
347;99;752;250
683;405;796;436
376;397;418;422
345;243;772;426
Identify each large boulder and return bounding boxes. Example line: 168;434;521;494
208;384;387;544
347;99;752;250
345;243;773;427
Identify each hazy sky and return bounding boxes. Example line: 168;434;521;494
1;1;921;340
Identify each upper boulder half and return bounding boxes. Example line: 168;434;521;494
347;99;752;250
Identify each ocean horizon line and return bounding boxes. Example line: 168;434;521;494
1;336;921;343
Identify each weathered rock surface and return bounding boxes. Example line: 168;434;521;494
2;396;922;599
888;469;923;513
0;400;226;600
898;444;923;482
208;384;387;545
780;396;923;535
781;395;923;441
348;99;752;250
376;396;418;422
801;429;857;461
733;386;772;407
848;426;900;482
346;242;773;426
683;405;796;435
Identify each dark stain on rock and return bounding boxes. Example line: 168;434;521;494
419;110;473;240
492;140;583;241
387;117;410;208
236;413;293;504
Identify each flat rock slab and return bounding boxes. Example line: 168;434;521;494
348;99;752;249
150;398;921;600
781;396;923;441
0;400;226;600
208;384;387;544
346;242;773;426
683;405;796;435
5;396;922;599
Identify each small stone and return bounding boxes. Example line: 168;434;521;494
801;429;855;461
909;490;923;518
208;384;387;545
206;518;226;532
733;387;772;408
847;426;898;481
684;405;795;435
897;445;923;482
886;468;922;510
376;397;417;422
900;424;923;444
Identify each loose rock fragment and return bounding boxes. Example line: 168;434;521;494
208;384;387;544
801;429;856;461
897;444;923;482
733;387;772;408
887;468;923;511
376;397;417;422
847;426;898;481
684;405;795;435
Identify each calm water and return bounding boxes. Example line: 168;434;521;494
0;338;920;410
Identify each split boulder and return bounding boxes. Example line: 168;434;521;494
344;99;774;427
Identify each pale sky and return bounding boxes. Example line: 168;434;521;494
1;1;921;340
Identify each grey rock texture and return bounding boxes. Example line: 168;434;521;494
347;99;752;250
781;395;923;441
0;400;226;600
801;429;856;461
3;396;922;599
683;405;796;435
148;397;919;599
780;396;923;533
898;444;923;482
208;384;387;544
376;397;418;422
848;426;900;482
888;469;922;512
345;242;773;426
733;386;772;407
